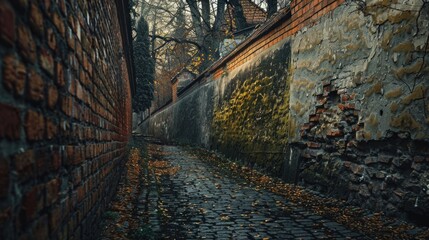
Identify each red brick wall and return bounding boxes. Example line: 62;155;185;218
0;0;132;239
211;0;345;79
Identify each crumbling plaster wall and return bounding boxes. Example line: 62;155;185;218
291;0;429;220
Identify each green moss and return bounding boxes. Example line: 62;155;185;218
212;75;291;148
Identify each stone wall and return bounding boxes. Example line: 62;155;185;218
140;0;429;223
291;0;429;222
0;0;133;239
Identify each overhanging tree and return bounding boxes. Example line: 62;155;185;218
133;17;155;112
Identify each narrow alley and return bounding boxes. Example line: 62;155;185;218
1;0;428;239
99;137;428;240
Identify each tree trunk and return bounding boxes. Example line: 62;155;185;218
201;0;211;35
186;0;203;44
213;0;226;31
229;0;248;31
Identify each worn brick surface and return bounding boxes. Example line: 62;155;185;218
0;0;133;239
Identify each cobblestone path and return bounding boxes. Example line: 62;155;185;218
145;145;365;239
100;140;429;239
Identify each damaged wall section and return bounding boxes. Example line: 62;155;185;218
291;0;429;222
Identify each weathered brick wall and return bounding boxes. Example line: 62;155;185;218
141;0;429;223
0;0;133;239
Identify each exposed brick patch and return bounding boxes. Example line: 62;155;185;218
0;0;133;239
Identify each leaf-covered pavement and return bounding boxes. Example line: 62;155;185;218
99;139;429;239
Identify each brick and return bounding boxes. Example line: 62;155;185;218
338;103;355;111
25;110;45;141
0;2;15;45
47;27;56;50
21;185;44;223
59;0;66;15
67;27;75;50
76;185;85;203
40;48;54;76
0;157;9;198
3;54;26;96
28;69;45;102
72;168;82;187
46;118;58;140
46;178;60;205
51;147;61;171
14;150;35;180
307;141;321;149
52;12;65;37
309;114;320;122
48;85;58;109
32;215;49;240
66;145;75;165
17;24;36;63
29;3;44;35
0;103;21;140
42;0;50;14
327;128;343;137
49;204;62;233
61;95;73;117
76;81;84;101
56;62;65;87
34;147;51;176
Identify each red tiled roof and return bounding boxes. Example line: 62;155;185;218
225;0;267;29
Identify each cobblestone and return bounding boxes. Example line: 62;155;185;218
133;144;367;239
100;140;429;239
